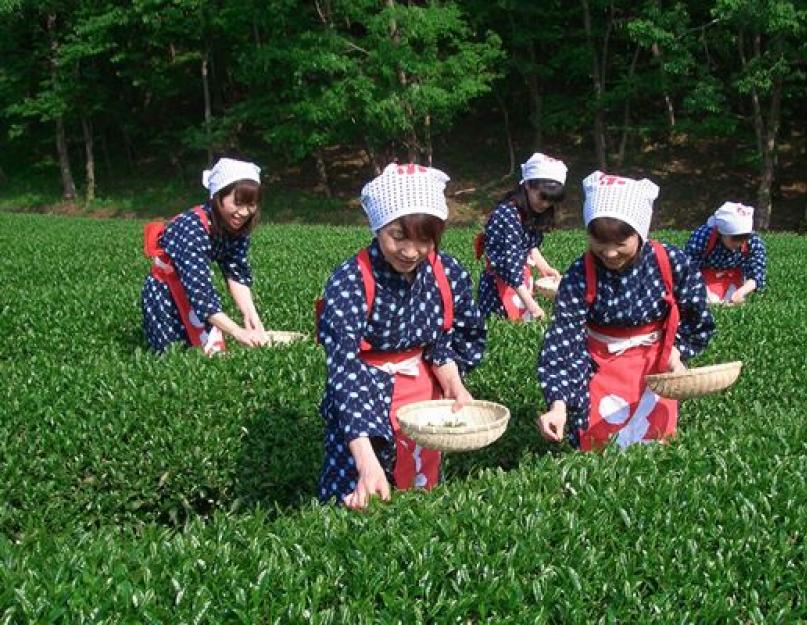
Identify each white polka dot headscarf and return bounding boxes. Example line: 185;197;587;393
520;152;568;185
361;163;450;232
582;170;659;241
202;158;261;198
708;201;754;235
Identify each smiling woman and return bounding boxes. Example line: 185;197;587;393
316;163;487;510
140;157;270;354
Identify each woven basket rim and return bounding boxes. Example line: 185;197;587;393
397;399;510;435
265;330;306;340
534;276;559;289
645;360;742;382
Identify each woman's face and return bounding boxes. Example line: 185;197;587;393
588;232;641;272
721;234;748;252
218;189;257;233
377;220;435;278
524;181;554;214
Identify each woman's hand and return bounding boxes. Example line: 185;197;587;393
344;438;391;510
536;401;567;442
243;310;265;334
433;361;474;412
540;265;562;281
666;346;686;373
233;327;270;348
526;299;546;321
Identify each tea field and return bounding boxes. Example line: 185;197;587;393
1;211;805;622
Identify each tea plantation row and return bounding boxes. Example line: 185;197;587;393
1;212;804;622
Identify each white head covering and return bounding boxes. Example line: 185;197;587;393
582;171;659;241
708;201;754;235
520;152;568;185
202;158;261;198
361;163;450;232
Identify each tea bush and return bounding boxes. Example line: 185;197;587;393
1;213;805;622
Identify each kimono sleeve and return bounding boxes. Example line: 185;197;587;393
425;255;486;375
318;260;394;445
485;205;529;288
162;211;222;321
742;234;767;291
538;260;592;415
667;244;716;360
218;235;254;287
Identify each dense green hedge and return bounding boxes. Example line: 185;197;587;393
1;213;805;622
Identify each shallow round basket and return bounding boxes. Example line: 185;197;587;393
264;330;306;345
645;361;743;399
397;400;510;452
534;276;560;301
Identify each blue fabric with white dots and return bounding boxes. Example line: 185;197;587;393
141;203;253;351
478;202;543;317
317;239;486;502
538;242;715;446
685;223;767;290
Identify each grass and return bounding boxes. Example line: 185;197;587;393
1;212;805;622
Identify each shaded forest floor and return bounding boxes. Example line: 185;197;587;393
1;117;804;232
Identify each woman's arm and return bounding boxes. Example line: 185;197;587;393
228;279;264;333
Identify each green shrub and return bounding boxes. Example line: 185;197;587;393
1;213;805;621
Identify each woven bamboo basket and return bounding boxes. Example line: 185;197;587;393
645;361;743;399
264;330;306;345
534;276;560;301
397;400;510;452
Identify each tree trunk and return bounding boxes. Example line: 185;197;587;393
493;90;516;177
423;114;433;166
581;0;607;169
314;150;332;198
386;0;420;163
755;36;783;231
0;165;7;186
525;42;543;149
47;13;76;201
616;46;641;168
81;115;95;205
55;117;77;201
202;51;213;161
651;43;676;129
363;137;382;175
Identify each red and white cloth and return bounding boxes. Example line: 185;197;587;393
583;171;659;241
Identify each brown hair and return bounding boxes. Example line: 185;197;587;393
503;179;565;233
725;233;751;243
210;179;262;236
587;217;638;243
395;213;446;248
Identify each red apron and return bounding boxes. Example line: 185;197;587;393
474;224;537;322
361;349;442;489
144;206;226;356
316;246;455;490
579;241;680;451
701;227;747;303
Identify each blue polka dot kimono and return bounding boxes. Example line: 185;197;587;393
538;242;715;447
141;204;253;351
318;239;486;503
685;223;767;291
478;202;544;318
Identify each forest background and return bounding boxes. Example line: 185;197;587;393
0;0;804;231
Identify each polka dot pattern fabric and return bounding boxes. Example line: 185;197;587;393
686;223;767;290
537;242;715;447
582;171;659;241
478;202;543;318
317;239;486;503
141;204;253;351
361;163;450;232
